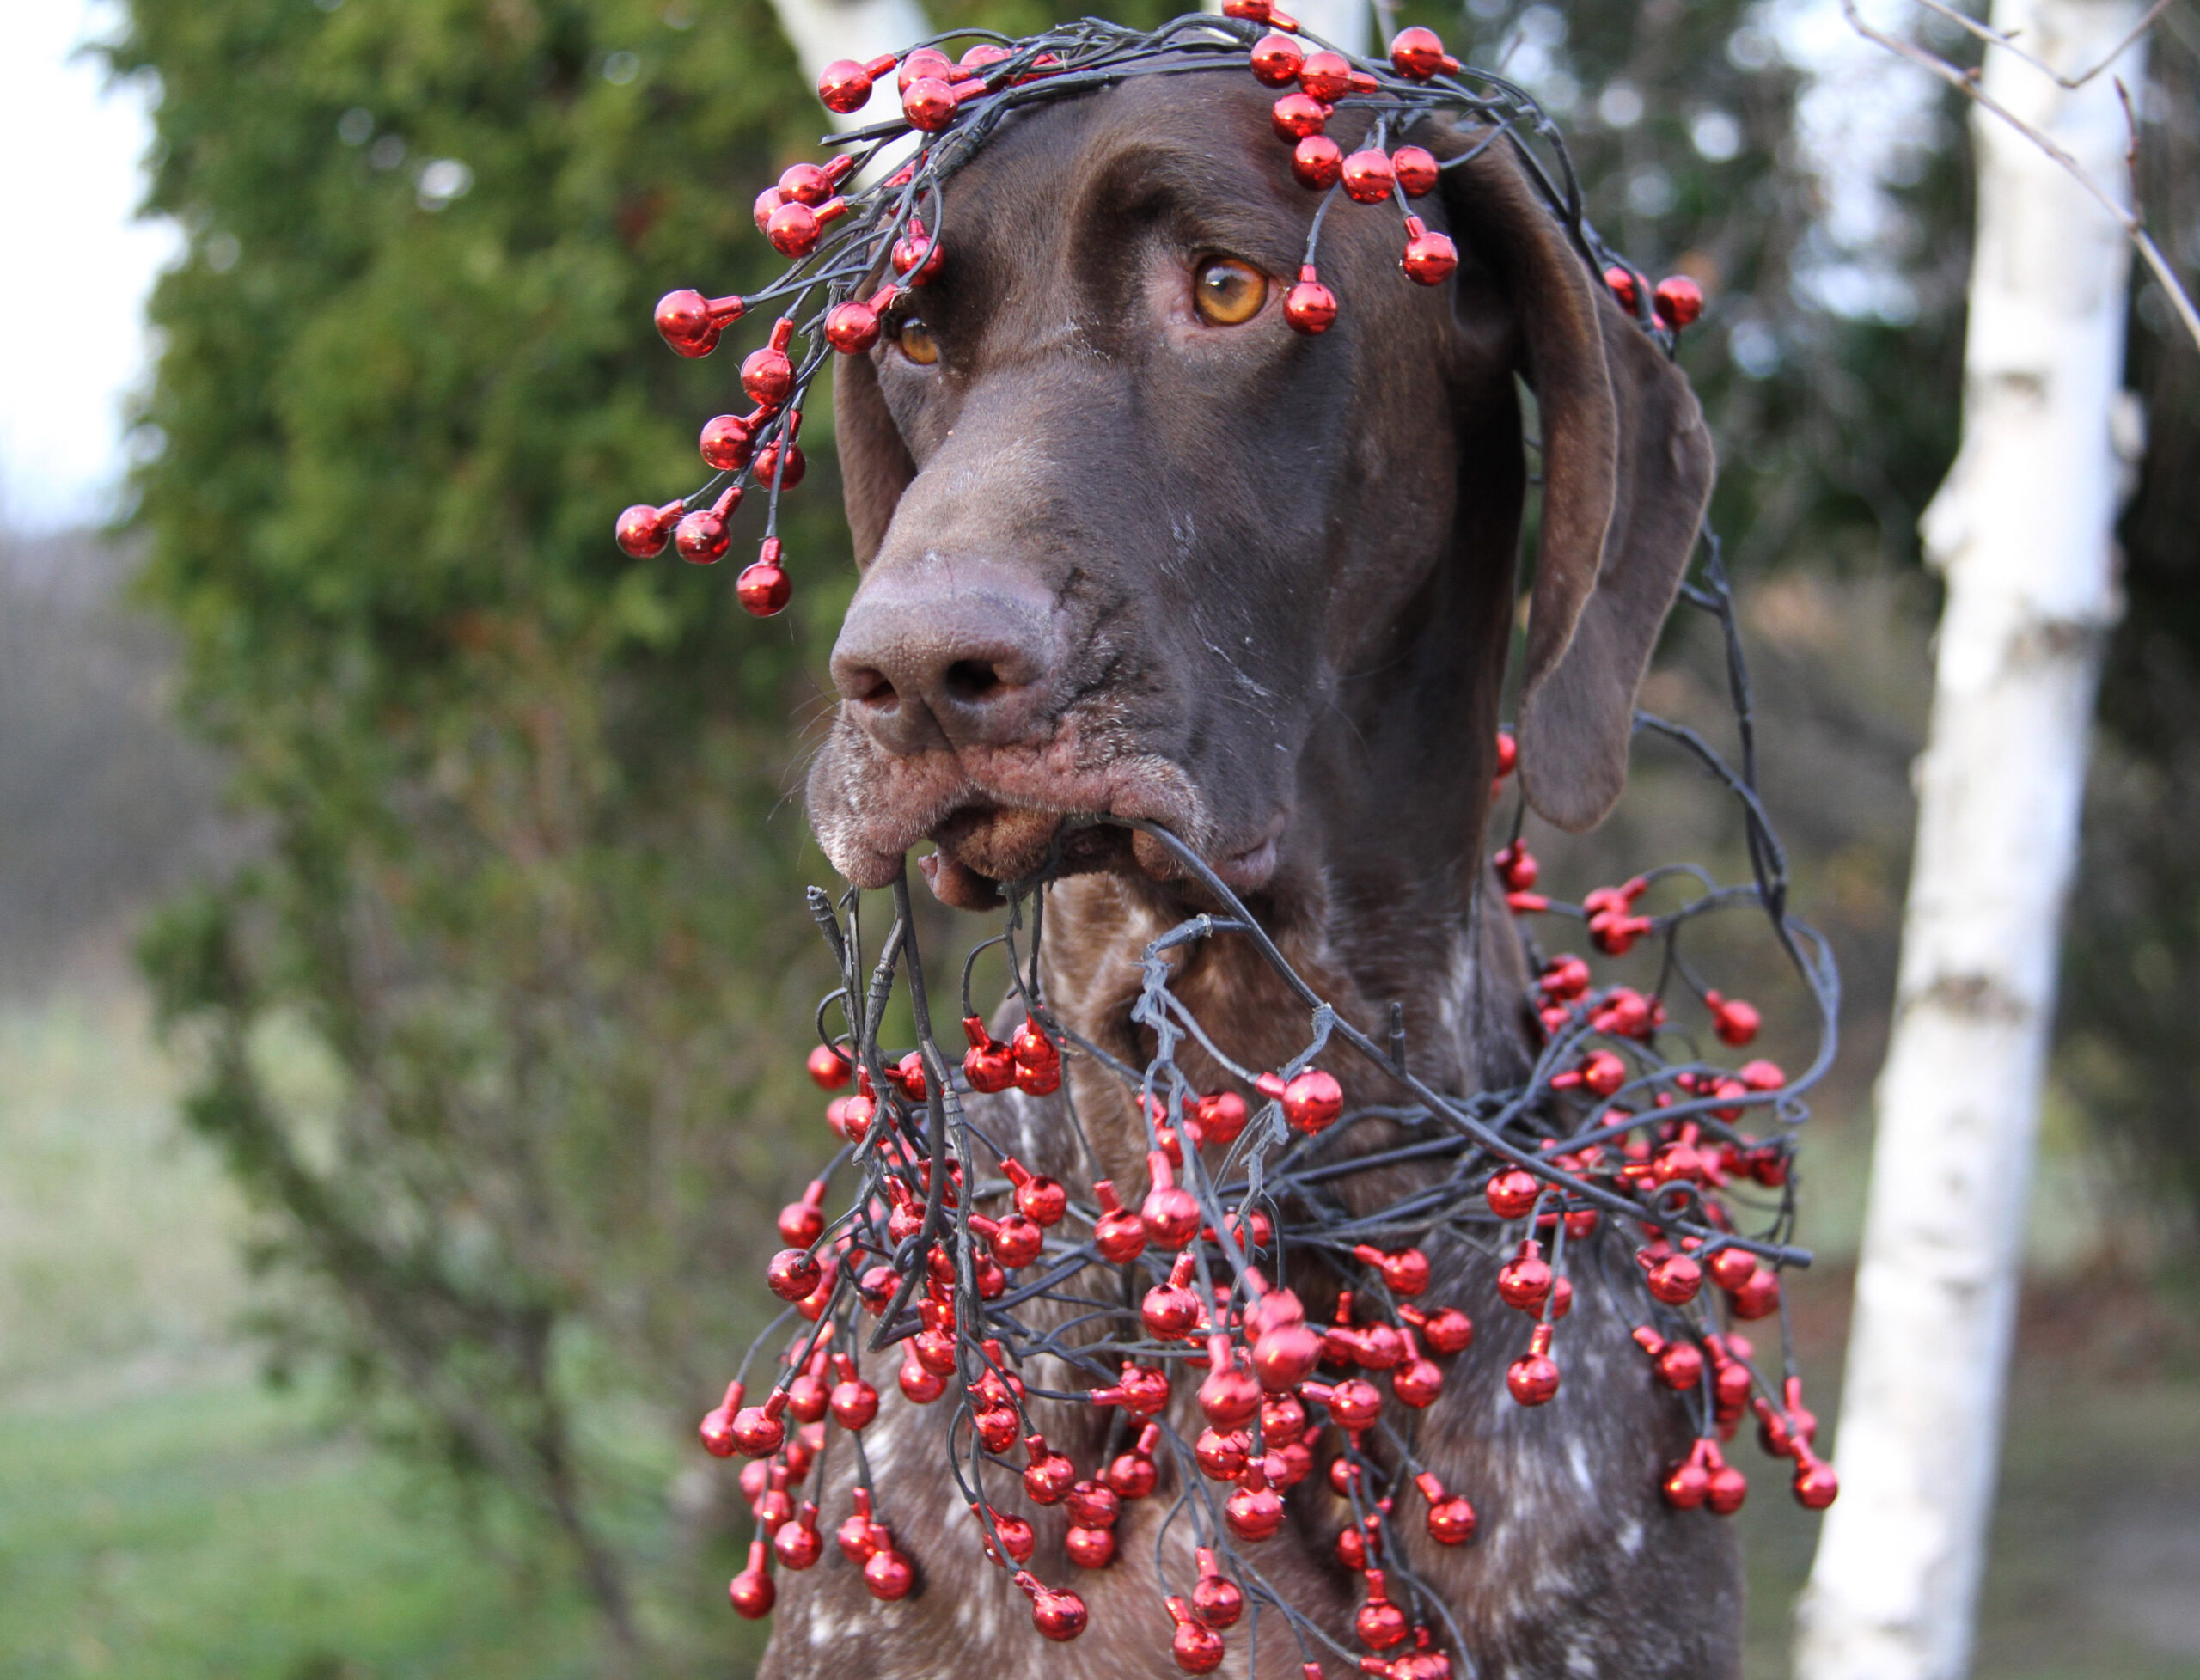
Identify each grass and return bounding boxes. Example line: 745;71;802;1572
0;989;602;1680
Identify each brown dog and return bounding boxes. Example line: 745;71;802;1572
779;66;1722;1680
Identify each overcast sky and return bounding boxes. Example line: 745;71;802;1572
0;0;175;535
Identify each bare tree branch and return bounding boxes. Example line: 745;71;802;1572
1842;0;2200;351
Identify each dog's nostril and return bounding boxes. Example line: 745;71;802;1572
944;660;1005;704
849;669;898;709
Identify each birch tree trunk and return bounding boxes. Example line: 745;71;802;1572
767;0;932;131
1792;4;2146;1677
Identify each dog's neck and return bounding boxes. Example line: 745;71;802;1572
1036;559;1528;1185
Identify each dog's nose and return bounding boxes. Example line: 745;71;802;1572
830;569;1058;756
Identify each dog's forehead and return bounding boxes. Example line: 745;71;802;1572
934;71;1311;289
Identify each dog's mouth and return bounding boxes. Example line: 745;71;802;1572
804;713;1286;907
912;801;1283;909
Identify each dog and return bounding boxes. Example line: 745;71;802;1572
778;64;1722;1680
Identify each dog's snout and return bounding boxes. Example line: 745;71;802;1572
830;570;1059;756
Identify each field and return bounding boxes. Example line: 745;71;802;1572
3;985;2194;1679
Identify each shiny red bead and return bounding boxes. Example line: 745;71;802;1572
1389;26;1457;79
1658;1341;1705;1390
766;1247;821;1302
774;1504;823;1569
655;289;744;357
1011;1017;1061;1094
1195;1426;1250;1481
1141;1152;1201;1250
1199;1355;1261;1430
1281;1066;1342;1133
1297;50;1352;101
902;76;958;130
1392;1355;1443;1407
818;54;889;114
1292;133;1342;191
1017;1573;1089;1640
615;499;681;559
1645;1250;1703;1305
754;441;805;491
741;349;793;412
829;1374;878;1431
1730;1268;1781;1320
1654;274;1705;328
990;1211;1044;1268
1003;1156;1066;1226
1250;1320;1320;1390
1143;1278;1203;1341
737;558;791;619
1066;1524;1116;1567
1225;1481;1284;1542
1024;1436;1075;1504
753;186;784;235
1497;1243;1552;1312
1604;266;1640;310
1664;1457;1709;1509
864;1545;914;1600
1794;1451;1840;1509
1066;1479;1121;1527
1392;145;1439;197
1486;1167;1541;1219
1508;1350;1559;1406
1310;1377;1382;1429
1708;1461;1750;1516
1194;1090;1248;1144
1284;266;1335;335
891;221;944;284
1250;32;1304;85
1708;1247;1757;1292
825;298;882;355
674;488;740;565
1191;1547;1243;1628
729;1539;775;1618
804;1043;850;1090
1341;148;1395;204
1091;1180;1147;1263
1706;989;1761;1046
778;1180;827;1247
1270;92;1329;141
766;199;824;258
899;1352;946;1403
1355;1570;1409;1649
1402;218;1458;286
1412;1304;1474;1354
1417;1475;1476;1544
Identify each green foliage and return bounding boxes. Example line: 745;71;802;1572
112;0;870;1666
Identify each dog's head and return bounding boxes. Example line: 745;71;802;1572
806;71;1712;907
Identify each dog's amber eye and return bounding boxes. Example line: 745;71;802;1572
1193;257;1267;326
896;317;940;365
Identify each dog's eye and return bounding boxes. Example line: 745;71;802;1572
895;317;940;365
1193;257;1268;326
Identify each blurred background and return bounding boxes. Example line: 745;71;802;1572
1;0;2195;1675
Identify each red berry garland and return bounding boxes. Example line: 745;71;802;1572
614;12;1708;620
697;547;1839;1674
632;16;1806;1675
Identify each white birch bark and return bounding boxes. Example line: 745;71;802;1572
1201;0;1372;57
1792;3;2146;1677
767;0;932;131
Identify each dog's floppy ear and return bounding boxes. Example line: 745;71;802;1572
1441;143;1714;832
834;346;918;565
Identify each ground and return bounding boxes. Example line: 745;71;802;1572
2;984;2194;1680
